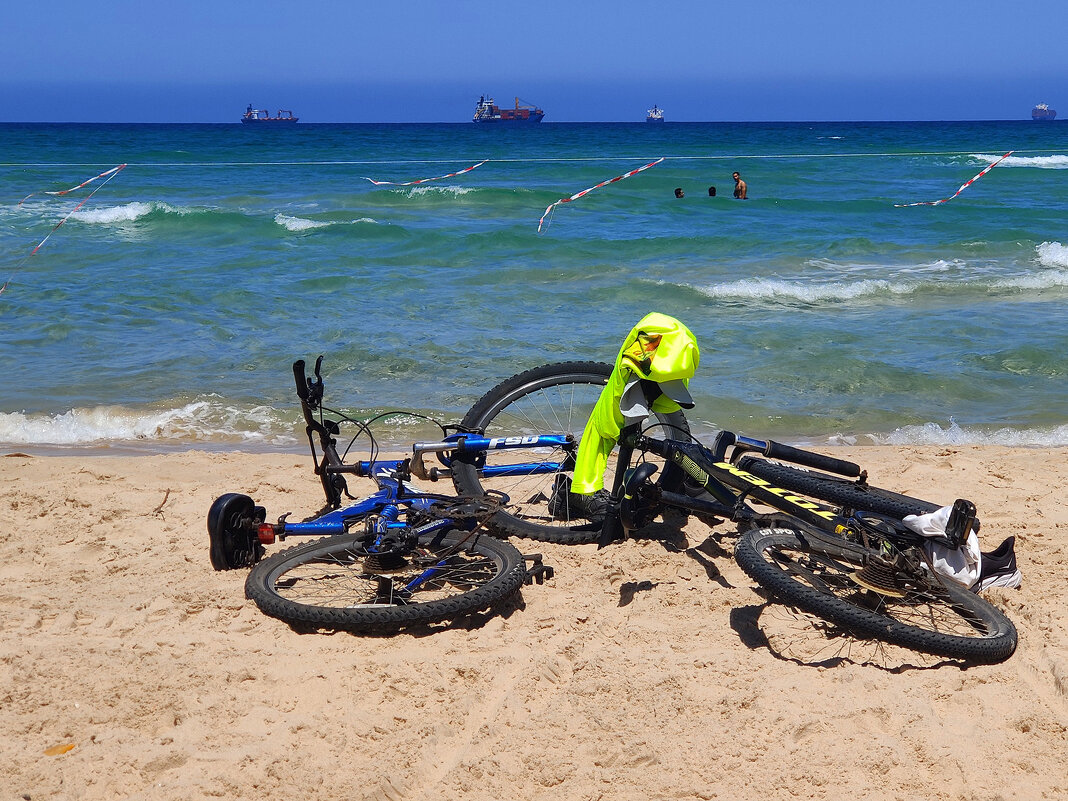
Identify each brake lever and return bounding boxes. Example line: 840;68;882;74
307;355;325;407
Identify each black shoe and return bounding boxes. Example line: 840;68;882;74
547;475;608;522
974;536;1022;591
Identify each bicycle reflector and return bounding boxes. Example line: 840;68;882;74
257;523;277;545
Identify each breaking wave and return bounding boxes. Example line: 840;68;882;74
72;201;186;223
274;214;381;231
0;401;297;448
404;185;475;197
690;249;1068;305
692;276;905;304
1036;241;1068;268
274;214;333;231
862;420;1068;447
969;153;1068;169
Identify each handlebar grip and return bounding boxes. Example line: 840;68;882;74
763;440;861;478
293;360;309;401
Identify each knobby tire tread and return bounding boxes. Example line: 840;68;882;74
738;457;942;517
735;526;1017;663
453;362;613;545
245;531;526;632
453;361;691;544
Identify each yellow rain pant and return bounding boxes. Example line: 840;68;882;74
572;313;700;494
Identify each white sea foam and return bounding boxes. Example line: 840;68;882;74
988;269;1068;291
274;215;380;231
690;251;1068;305
404;185;474;197
1036;241;1068;269
274;214;332;231
969;153;1068;169
866;420;1068;447
805;257;960;276
72;201;181;224
693;276;911;304
0;401;297;447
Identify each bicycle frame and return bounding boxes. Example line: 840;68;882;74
283;357;574;543
599;424;921;550
290;355;929;557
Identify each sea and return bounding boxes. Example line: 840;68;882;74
1;120;1066;454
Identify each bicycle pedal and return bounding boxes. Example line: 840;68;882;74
945;498;977;549
523;554;555;585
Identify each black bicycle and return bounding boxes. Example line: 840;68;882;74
450;361;1017;664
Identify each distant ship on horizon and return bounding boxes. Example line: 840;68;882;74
646;105;665;123
472;96;544;123
241;105;299;124
1032;103;1057;120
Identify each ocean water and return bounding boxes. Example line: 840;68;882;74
1;120;1066;453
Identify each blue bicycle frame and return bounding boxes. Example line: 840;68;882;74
269;458;474;597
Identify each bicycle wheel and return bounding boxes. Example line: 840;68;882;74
245;530;526;632
737;456;941;518
735;526;1017;663
452;361;689;544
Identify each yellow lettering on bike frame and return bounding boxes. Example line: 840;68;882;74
714;462;837;520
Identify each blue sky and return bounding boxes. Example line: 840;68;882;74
3;0;1065;122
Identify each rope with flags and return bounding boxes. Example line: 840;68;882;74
362;159;487;186
538;157;664;232
2;164;127;296
894;151;1014;207
19;163;128;207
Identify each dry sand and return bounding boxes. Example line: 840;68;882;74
1;446;1066;800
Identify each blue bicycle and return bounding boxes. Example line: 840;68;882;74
208;357;553;633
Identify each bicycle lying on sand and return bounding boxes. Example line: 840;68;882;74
446;361;1018;664
210;358;1016;663
208;357;554;633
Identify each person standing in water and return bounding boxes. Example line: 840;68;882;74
732;172;747;199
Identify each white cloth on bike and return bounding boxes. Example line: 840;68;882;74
903;505;982;588
618;378;694;424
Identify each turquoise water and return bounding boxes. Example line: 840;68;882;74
1;121;1066;451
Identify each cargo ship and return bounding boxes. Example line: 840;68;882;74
472;96;544;123
241;105;299;124
646;105;665;123
1032;103;1057;120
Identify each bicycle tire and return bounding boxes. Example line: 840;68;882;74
734;526;1017;663
737;456;941;518
452;361;689;544
245;530;526;632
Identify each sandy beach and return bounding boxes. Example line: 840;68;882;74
2;445;1066;800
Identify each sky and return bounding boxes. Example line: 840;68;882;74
2;0;1065;123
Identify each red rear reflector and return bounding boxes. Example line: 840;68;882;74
257;524;276;545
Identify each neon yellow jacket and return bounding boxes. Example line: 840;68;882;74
572;313;700;494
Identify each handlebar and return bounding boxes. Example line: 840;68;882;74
293;359;310;401
293;356;351;507
732;434;861;478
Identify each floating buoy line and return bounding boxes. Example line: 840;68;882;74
0;148;1040;293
